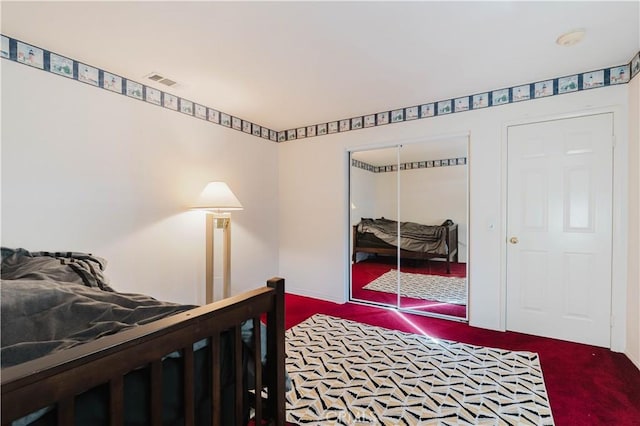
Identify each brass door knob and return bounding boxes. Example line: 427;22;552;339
509;237;519;244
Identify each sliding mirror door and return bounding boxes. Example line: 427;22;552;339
350;147;398;308
349;137;468;321
398;139;468;319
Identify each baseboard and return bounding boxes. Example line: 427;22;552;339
285;286;345;304
625;350;640;371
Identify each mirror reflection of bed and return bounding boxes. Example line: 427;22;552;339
349;136;469;320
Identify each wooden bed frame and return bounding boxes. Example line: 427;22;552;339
1;277;286;426
352;223;459;273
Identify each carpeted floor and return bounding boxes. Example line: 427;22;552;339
283;293;640;426
286;314;554;425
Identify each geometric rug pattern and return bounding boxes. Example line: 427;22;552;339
363;269;467;305
285;314;554;425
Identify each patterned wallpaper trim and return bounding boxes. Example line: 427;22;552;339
352;157;467;173
2;34;639;143
0;34;279;142
287;51;640;142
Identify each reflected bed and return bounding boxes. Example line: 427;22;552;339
352;218;459;273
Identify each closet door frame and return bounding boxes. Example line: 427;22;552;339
347;131;470;321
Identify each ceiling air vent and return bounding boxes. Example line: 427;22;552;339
145;72;178;87
159;78;176;87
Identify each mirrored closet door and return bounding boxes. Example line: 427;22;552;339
350;147;399;309
349;136;469;321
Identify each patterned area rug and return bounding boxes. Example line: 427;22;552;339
286;314;554;425
363;269;467;305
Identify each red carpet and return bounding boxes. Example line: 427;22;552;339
351;258;467;317
284;293;640;426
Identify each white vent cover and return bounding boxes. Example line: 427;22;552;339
144;72;177;87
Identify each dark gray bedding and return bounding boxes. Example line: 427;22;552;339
1;248;194;368
356;217;447;254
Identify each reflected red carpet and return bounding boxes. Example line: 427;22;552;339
282;293;640;426
351;258;467;317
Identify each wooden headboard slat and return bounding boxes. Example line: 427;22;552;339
211;333;222;426
109;375;124;426
253;316;264;425
266;277;286;424
182;345;195;425
234;325;244;424
150;360;163;426
57;397;73;425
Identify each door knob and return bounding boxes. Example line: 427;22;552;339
509;237;519;244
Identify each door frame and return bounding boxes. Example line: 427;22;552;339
500;106;628;351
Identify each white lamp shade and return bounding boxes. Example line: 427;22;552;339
192;181;243;211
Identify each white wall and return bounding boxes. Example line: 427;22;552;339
349;164;377;263
627;75;640;369
349;165;377;226
278;84;630;350
1;60;280;305
2;54;636;358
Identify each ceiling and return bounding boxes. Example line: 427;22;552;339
2;1;638;131
352;136;468;166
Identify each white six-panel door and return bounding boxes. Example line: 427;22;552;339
506;113;613;347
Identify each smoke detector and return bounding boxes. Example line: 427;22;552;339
556;29;585;46
144;72;178;87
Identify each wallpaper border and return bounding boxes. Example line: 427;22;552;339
0;34;279;142
284;50;640;142
2;34;638;144
352;157;467;173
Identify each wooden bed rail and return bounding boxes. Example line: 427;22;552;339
1;277;286;426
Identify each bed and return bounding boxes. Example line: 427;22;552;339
0;248;286;425
352;217;459;273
